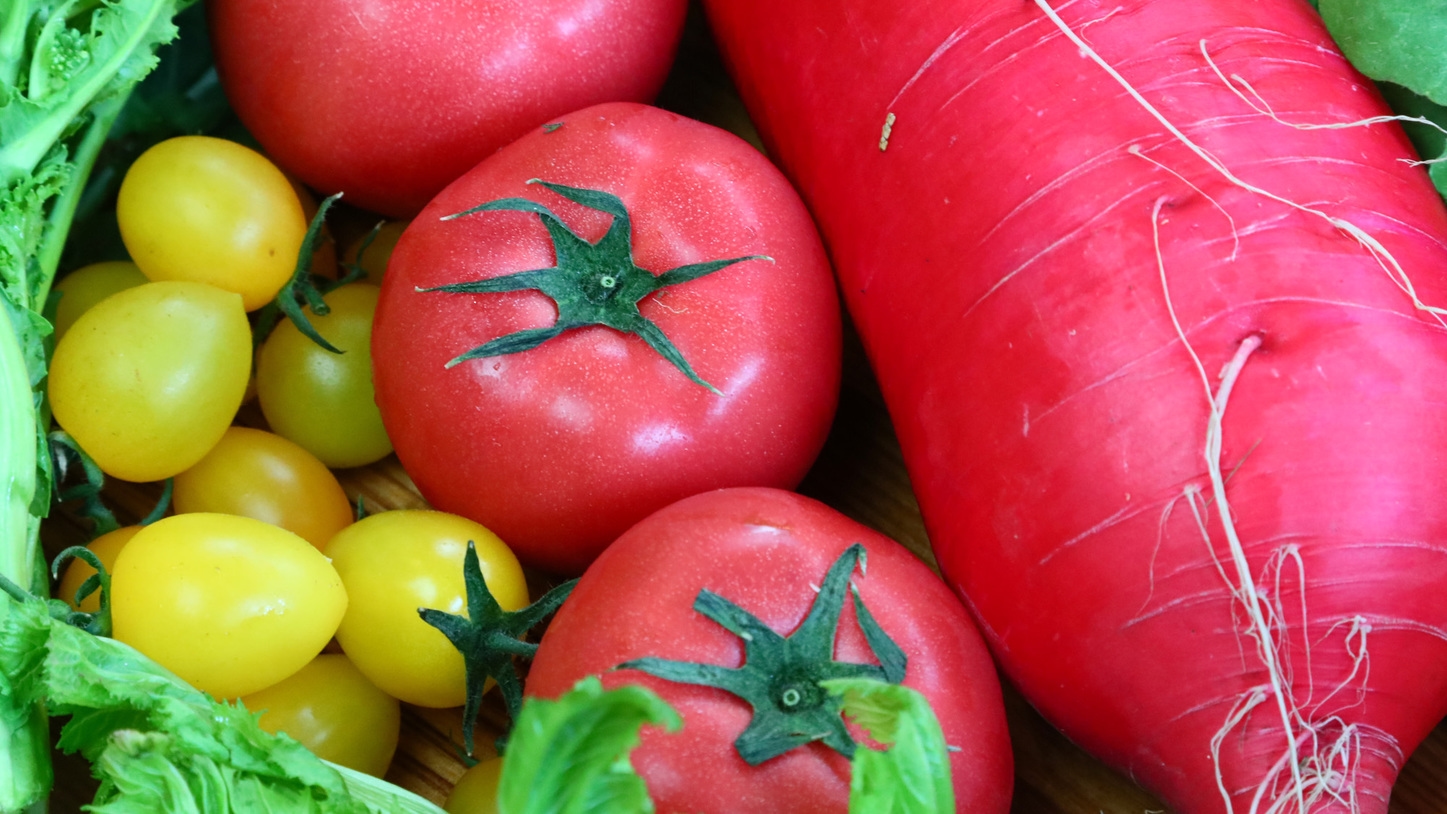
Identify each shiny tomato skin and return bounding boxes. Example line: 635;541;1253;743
255;283;392;469
173;426;353;549
51;261;148;342
117;136;307;311
240;653;401;778
47;281;253;483
110;513;348;701
206;0;687;218
525;487;1014;814
324;510;530;708
444;757;502;814
372;103;842;575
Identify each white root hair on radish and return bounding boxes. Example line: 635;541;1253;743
1198;40;1447;171
1150;197;1389;813
1127;144;1240;261
1034;0;1447;330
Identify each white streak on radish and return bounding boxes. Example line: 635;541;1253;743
1038;498;1162;566
978;140;1145;247
1038;0;1446;331
964;190;1148;319
1202;40;1447;165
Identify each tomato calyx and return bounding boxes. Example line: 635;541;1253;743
253;192;366;352
419;541;578;756
420;179;771;394
0;548;113;636
50;430;172;538
617;543;908;765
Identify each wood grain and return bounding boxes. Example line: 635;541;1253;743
41;3;1447;811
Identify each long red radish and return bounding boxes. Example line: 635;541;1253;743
702;0;1447;811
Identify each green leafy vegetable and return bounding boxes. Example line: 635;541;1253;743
0;1;202;808
1318;1;1447;197
823;678;956;814
497;677;681;814
0;594;447;814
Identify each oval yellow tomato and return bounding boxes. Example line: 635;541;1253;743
173;426;352;549
325;510;527;708
445;757;503;814
111;513;347;699
51;260;148;342
48;281;252;482
118;135;306;311
241;653;401;777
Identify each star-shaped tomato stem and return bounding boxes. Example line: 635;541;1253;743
617;543;907;765
418;541;577;756
419;179;770;394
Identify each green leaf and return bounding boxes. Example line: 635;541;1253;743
497;676;681;814
1318;1;1447;107
0;594;449;813
821;679;955;814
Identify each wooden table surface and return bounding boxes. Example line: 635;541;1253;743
40;3;1447;812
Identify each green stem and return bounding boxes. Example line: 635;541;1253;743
0;4;28;90
0;2;170;186
35;91;128;305
0;303;50;813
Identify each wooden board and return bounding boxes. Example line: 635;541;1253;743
39;3;1447;811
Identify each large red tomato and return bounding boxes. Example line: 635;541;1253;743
371;103;841;574
206;0;688;217
524;487;1014;813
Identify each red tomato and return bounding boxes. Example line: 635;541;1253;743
206;0;688;217
524;487;1014;813
371;103;842;575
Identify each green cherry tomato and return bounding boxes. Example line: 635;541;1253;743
256;283;392;468
445;757;502;814
174;426;353;549
51;260;149;342
325;510;528;708
241;653;401;777
117;135;307;311
48;281;252;482
110;513;348;700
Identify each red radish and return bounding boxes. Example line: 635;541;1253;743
703;0;1447;811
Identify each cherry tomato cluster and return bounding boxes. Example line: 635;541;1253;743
46;134;533;785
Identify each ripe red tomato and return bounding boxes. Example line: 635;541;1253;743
371;103;842;575
524;487;1014;813
206;0;688;217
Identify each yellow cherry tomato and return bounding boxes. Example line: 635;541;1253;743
445;757;503;814
48;281;252;482
51;261;148;342
174;426;353;549
325;510;528;708
241;653;401;777
256;283;392;468
56;525;142;612
111;513;348;700
117;135;306;311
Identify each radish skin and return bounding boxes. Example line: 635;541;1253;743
702;0;1447;811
